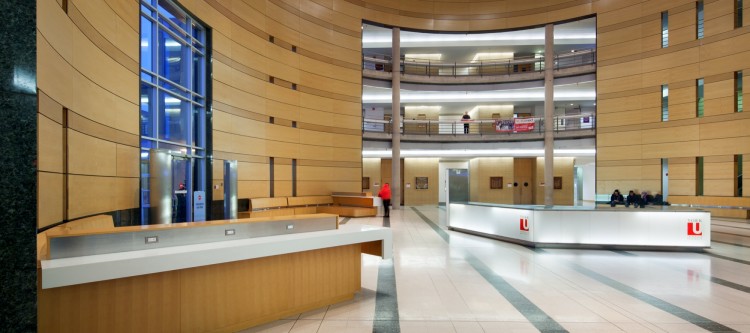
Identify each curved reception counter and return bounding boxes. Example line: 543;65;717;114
448;203;710;250
38;214;392;333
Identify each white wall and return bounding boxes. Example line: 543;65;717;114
439;161;470;204
582;162;596;202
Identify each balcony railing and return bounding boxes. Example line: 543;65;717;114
363;49;596;77
363;114;596;136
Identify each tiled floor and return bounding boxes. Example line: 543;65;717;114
240;206;750;333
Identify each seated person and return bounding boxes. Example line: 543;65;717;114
626;190;641;208
653;192;664;205
610;189;624;207
640;191;652;207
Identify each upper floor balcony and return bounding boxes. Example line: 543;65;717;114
363;49;596;84
362;113;595;143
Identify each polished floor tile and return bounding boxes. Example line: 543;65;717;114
238;206;750;333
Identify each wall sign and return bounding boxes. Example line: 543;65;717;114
193;191;206;222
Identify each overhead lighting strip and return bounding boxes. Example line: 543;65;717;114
362;149;595;158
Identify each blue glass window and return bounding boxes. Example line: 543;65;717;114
697;1;704;39
140;0;209;224
662;11;669;48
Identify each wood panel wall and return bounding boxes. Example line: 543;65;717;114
404;158;439;205
469;157;515;204
362;157;382;192
37;0;140;228
595;0;750;213
535;157;575;205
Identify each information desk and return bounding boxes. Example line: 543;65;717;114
448;203;710;249
38;216;392;333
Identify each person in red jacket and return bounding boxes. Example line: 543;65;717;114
378;183;392;217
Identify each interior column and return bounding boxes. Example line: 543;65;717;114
544;23;555;206
391;27;401;210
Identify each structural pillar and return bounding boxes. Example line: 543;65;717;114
0;0;37;330
391;27;401;210
543;24;555;206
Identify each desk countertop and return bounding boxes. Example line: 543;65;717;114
41;224;392;289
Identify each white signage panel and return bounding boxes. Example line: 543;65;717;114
193;191;206;222
449;203;710;248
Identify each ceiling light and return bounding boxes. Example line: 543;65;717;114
472;52;513;62
362;149;596;158
405;54;442;60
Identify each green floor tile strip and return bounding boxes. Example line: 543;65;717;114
373;214;399;333
568;262;738;333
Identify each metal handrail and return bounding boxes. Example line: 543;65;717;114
363;114;596;135
362;48;596;77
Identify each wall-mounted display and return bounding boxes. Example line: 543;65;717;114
490;177;503;189
554;177;563;189
415;177;428;189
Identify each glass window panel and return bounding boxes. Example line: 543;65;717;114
193;106;205;147
697;1;704;39
140;138;154;150
662;11;669;48
159;15;189;41
157;0;187;32
193;52;204;95
737;71;744;112
158;29;187;86
737;0;744;28
158;90;190;145
160;80;190;99
141;71;154;83
697;78;704;118
140;17;154;71
140;84;155;138
192;22;204;42
193;94;204;106
140;0;207;224
159;142;191;155
141;4;154;15
662;84;669;121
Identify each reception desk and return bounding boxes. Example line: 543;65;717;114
38;215;392;333
448;203;710;250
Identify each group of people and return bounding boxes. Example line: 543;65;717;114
609;189;666;208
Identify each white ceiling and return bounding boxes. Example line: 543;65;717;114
363;17;596;55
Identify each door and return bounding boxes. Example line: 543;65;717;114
172;156;190;223
146;150;199;224
514;158;535;204
447;169;470;203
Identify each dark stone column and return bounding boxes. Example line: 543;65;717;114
0;0;37;331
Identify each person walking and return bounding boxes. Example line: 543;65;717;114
378;183;392;217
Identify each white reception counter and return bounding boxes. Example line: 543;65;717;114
448;203;710;250
41;224;393;289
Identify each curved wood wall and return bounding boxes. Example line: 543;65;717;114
37;0;140;229
595;0;750;215
37;0;750;228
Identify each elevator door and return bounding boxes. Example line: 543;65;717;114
447;169;470;203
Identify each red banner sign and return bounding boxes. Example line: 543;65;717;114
513;118;535;132
494;118;535;132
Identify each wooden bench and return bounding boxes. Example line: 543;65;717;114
243;195;378;218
